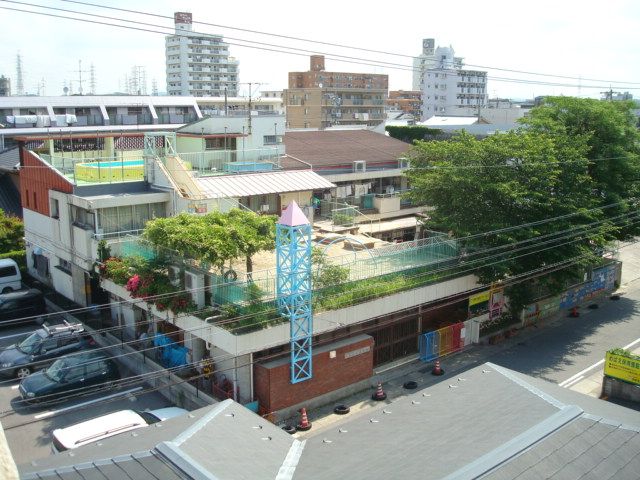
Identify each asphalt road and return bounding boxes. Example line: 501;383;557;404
489;242;640;385
0;322;179;466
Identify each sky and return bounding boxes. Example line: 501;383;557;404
0;0;639;100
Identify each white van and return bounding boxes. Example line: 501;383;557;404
51;407;188;453
0;258;21;293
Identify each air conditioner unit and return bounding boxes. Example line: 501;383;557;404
398;158;410;169
184;270;205;308
260;204;270;213
168;265;181;287
353;160;366;173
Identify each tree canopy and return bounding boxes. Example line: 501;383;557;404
142;209;276;272
0;209;24;254
406;97;640;303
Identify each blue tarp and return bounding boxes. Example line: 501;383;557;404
153;334;188;368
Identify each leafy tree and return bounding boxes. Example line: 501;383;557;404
312;247;350;289
0;209;24;254
521;97;640;238
142;209;276;274
406;129;612;310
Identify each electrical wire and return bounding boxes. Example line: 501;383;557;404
1;3;639;91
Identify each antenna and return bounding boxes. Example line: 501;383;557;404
74;60;89;95
16;52;24;95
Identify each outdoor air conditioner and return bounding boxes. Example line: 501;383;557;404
260;204;270;213
353;160;366;173
398;158;410;169
168;265;181;287
185;270;205;308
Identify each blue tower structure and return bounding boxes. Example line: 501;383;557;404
276;201;313;384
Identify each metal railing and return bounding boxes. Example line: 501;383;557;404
177;148;281;176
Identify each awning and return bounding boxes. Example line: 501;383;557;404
196;170;335;198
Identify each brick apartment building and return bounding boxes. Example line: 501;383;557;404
284;55;388;129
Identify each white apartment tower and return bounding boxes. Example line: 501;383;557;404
421;46;487;120
165;12;239;97
412;38;462;91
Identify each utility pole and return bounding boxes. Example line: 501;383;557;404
601;88;614;101
239;82;263;134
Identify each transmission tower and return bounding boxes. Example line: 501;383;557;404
16;53;24;95
73;60;89;95
89;63;96;95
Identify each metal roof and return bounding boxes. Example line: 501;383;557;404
196;170;335;198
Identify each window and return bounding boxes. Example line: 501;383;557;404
51;199;60;219
85;360;105;376
263;135;282;145
0;265;18;278
57;259;72;275
33;192;37;210
71;206;95;231
25;189;29;208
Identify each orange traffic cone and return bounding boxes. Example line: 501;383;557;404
431;359;444;376
570;307;579;318
296;407;312;431
371;381;387;401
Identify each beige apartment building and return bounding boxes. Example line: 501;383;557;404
284;55;388;129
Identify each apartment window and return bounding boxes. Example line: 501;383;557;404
33;192;37;210
57;259;72;275
51;199;60;219
71;206;95;231
263;135;282;145
25;189;29;208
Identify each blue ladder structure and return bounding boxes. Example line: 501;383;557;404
276;201;313;384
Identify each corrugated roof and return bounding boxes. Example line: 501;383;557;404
282;129;410;169
195;170;335;198
0;174;21;218
0;147;19;171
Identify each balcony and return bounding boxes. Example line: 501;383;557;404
178;147;282;177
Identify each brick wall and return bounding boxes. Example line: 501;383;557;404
255;335;374;413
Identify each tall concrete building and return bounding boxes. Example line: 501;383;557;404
165;12;239;97
412;38;462;91
421;46;487;120
284;55;388;129
0;76;10;97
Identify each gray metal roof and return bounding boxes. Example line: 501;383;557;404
196;170;335;198
0;174;21;218
19;363;640;480
0;147;19;171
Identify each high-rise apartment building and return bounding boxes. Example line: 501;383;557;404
284;55;388;129
421;46;487;120
165;12;239;97
412;38;462;91
0;75;10;97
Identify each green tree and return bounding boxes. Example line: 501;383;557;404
406;129;610;306
142;209;276;274
0;209;24;253
521;97;640;238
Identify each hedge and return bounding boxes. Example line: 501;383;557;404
0;249;26;271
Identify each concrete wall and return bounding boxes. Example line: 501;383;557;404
602;376;640;403
373;195;401;214
280;191;312;209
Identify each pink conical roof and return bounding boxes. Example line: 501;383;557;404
278;200;310;226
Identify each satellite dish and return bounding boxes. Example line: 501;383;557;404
318;83;323;88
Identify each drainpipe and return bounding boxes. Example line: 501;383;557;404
249;352;254;402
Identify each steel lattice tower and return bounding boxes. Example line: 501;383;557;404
276;201;313;383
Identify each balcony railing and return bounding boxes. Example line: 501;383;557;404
178;147;281;176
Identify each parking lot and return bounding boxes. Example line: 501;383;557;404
0;316;182;465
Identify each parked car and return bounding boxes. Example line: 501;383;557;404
51;406;188;452
0;322;95;379
0;258;21;293
0;289;46;328
19;351;119;404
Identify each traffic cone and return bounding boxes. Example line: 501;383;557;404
431;359;444;376
570;307;579;318
296;407;312;431
371;381;387;401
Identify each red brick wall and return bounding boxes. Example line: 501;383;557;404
20;149;73;216
255;335;374;413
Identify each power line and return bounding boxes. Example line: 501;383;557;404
56;0;640;86
2;3;640;92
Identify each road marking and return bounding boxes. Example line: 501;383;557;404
33;386;143;420
558;336;640;388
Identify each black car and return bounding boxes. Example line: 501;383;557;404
0;322;95;379
19;351;119;404
0;289;47;328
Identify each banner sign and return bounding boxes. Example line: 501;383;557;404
604;351;640;385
